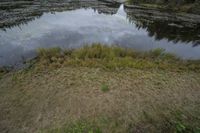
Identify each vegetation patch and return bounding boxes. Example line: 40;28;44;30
101;84;109;92
42;110;200;133
33;44;200;72
43;120;102;133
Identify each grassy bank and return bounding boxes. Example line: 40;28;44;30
0;44;200;133
33;44;200;72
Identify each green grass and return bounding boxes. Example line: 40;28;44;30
101;84;109;92
172;114;200;133
34;44;200;72
44;120;102;133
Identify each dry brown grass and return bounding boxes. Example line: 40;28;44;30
0;45;200;133
0;66;200;133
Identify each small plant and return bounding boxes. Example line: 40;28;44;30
65;121;102;133
101;84;109;92
175;122;186;133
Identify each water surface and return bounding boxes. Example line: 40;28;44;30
0;1;200;66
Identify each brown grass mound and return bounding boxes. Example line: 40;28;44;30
0;67;200;133
0;45;200;133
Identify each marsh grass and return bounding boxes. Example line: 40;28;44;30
71;44;136;59
37;47;62;61
34;44;200;72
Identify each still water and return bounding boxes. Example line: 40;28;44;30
0;3;200;66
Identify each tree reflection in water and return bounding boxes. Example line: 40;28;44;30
126;8;200;46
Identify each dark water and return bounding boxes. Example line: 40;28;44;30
0;1;200;67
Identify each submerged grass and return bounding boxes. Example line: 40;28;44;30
34;44;200;72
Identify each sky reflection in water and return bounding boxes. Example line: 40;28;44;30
0;5;200;66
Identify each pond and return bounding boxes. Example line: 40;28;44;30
0;0;200;67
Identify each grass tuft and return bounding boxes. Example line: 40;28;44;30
101;84;109;92
37;47;61;59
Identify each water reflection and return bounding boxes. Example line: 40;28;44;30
0;1;200;67
0;0;119;29
126;8;200;46
116;4;126;17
